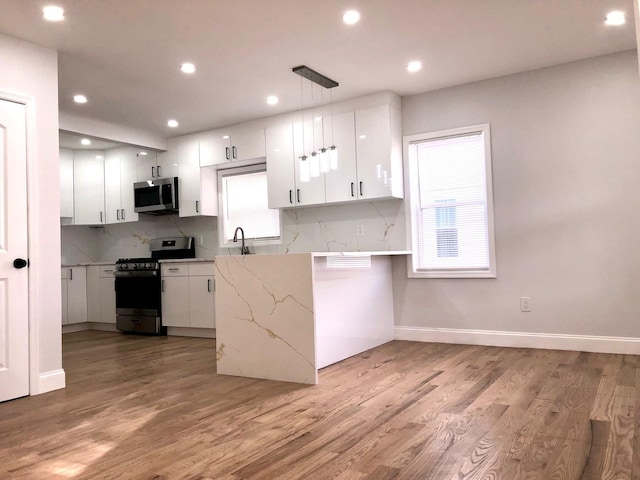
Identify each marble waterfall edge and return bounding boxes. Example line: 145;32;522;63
214;254;317;384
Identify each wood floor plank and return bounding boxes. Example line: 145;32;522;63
0;332;637;479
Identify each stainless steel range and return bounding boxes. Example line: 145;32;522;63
115;237;195;335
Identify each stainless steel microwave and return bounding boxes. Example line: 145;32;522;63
133;177;179;214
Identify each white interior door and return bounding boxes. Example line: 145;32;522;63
0;99;29;402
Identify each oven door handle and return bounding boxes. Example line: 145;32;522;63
114;271;159;277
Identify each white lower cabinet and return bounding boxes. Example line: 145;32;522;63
61;266;87;325
87;265;116;324
161;262;215;329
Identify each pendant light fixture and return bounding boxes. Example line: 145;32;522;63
292;65;339;180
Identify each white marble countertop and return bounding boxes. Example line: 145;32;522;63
311;251;411;257
62;262;116;267
158;258;215;263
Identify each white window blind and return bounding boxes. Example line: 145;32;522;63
408;125;495;277
220;167;280;243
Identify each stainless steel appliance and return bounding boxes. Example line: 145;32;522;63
133;177;179;215
115;237;195;334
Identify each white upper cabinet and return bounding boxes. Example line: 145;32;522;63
60;148;74;218
200;128;266;166
137;150;176;181
105;148;140;224
293;119;325;206
354;104;403;200
266;123;296;209
265;119;325;208
323;111;357;204
176;140;217;217
73;150;106;225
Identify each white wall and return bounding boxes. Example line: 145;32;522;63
394;51;640;349
0;33;64;393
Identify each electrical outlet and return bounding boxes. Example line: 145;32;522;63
520;297;531;312
356;225;365;236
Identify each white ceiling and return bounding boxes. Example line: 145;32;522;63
0;0;636;139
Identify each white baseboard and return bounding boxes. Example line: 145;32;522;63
87;322;119;332
62;323;89;333
32;369;66;395
167;327;216;338
394;326;640;355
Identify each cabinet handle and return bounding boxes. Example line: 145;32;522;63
207;279;212;292
232;146;237;159
69;268;73;280
350;182;355;197
359;181;363;196
297;189;300;203
100;211;103;223
289;190;293;204
157;165;162;177
104;269;113;273
195;200;199;213
121;209;125;220
152;166;155;178
116;209;120;221
161;279;165;292
168;268;179;271
225;147;230;160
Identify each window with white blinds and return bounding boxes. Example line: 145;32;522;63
218;165;281;245
406;124;496;278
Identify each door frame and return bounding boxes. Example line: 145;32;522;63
1;90;38;395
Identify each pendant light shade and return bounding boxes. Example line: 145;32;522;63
319;148;330;173
309;152;320;178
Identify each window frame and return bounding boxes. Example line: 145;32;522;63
404;124;497;279
217;162;282;248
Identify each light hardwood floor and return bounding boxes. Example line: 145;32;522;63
0;331;637;479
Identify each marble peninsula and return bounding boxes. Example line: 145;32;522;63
214;251;408;384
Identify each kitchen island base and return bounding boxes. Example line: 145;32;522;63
214;253;399;384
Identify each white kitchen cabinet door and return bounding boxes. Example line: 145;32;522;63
86;266;100;322
60;148;74;218
266;123;296;209
119;149;139;223
67;266;88;325
354;104;403;200
137;152;159;180
99;277;116;324
156;147;178;179
229;129;265;162
177;141;201;217
188;275;215;328
73;150;106;225
104;150;122;224
162;276;190;327
324;111;357;204
199;131;231;166
293;120;325;206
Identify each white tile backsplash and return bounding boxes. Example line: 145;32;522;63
60;200;407;263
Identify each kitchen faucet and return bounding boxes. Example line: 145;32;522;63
232;227;250;255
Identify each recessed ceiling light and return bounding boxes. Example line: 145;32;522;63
407;61;423;73
167;119;179;128
81;138;91;146
359;134;367;139
342;10;360;25
180;63;196;74
139;151;148;156
266;95;279;105
605;10;625;26
222;135;230;139
73;94;87;104
43;5;64;21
